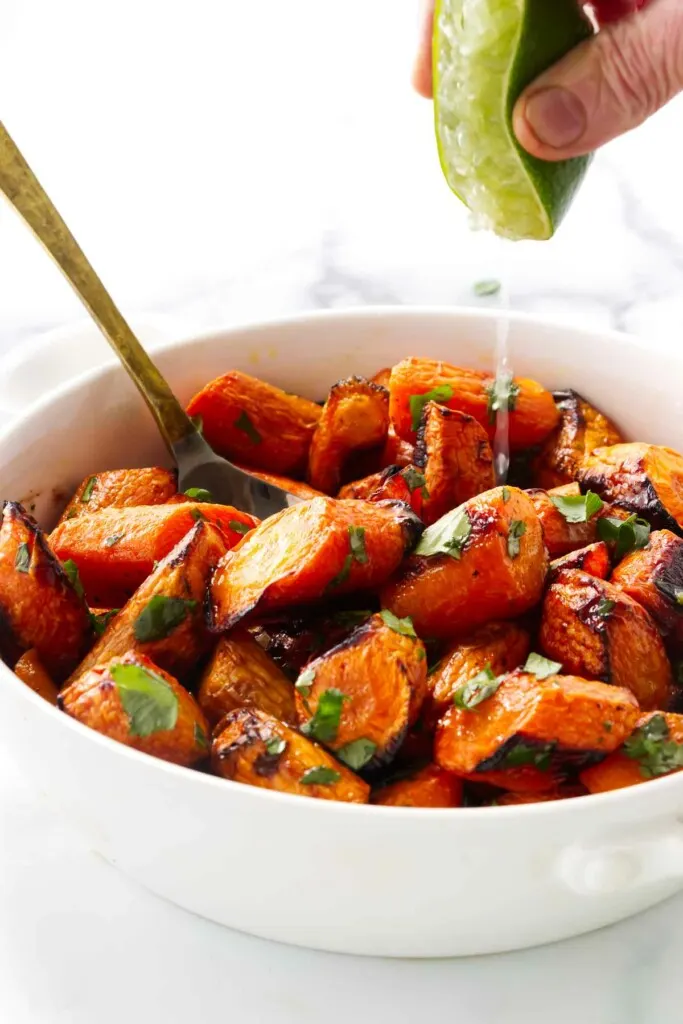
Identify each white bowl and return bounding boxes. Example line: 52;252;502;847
2;306;683;959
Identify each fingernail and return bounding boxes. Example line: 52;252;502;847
523;87;587;149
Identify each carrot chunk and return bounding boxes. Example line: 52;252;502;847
212;708;370;803
13;648;59;704
611;530;683;646
186;370;321;476
549;542;611;581
578;442;683;533
50;502;256;607
379;425;415;469
532;390;623;490
372;765;462;807
388;357;559;447
57;467;177;524
581;712;683;793
209;497;421;632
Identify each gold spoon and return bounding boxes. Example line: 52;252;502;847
0;120;302;519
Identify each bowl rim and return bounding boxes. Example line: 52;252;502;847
2;303;682;823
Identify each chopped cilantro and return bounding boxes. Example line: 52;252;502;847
336;738;377;771
229;519;251;535
597;514;650;560
550;491;604;524
81;476;97;503
409;385;454;432
300;766;341;786
623;714;683;778
507;520;526;559
473;279;501;297
234;410;262;444
14;542;30;573
184;487;213;502
415;507;471;560
133;595;197;642
62;559;85;599
453;664;503;709
111;662;179;738
265;736;286;757
486;376;520;424
300;687;346;744
524;652;562;680
380;609;417;637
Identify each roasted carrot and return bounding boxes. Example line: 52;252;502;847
254;607;375;680
549;542;611;581
338;465;426;516
13;648;59;704
414;403;495;525
388;357;560;447
425;621;530;725
212;708;370;803
381;486;547;639
435;670;639;788
532;390;623;490
67;520;227;685
0;502;89;679
210;497;421;632
578;442;683;533
60;651;210;767
50;502;256;607
379;425;415;469
539;569;672;710
57;467;178;525
198;628;296;728
307;377;389;495
372;765;462;807
294;612;427;771
186;370;321;476
371;367;392;389
527;487;600;557
580;712;683;793
611;530;683;646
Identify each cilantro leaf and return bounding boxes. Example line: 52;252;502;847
473;279;501;297
597;514;650;560
194;722;210;751
104;534;124;548
409;385;454;431
111;662;179;737
14;542;30;574
503;741;555;772
524;652;562;679
184;487;213;502
89;608;120;636
133;595;198;642
234;410;262;444
550;490;604;524
300;687;346;744
327;553;352;590
62;559;85;599
81;476;97;503
349;525;368;565
623;714;683;778
486;376;520;424
300;766;341;786
502;487;510;503
190;507;207;523
415;507;471;560
265;736;286;757
595;598;616;618
295;666;316;699
401;466;428;498
507;520;526;559
453;664;503;709
336;738;377;771
380;609;417;637
229;520;251;535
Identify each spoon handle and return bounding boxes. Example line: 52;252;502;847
0;121;195;451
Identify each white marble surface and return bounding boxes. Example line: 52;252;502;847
2;1;683;1021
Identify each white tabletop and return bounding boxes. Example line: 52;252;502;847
2;3;683;1021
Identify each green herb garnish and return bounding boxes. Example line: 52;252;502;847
295;667;316;698
409;385;454;431
234;410;262;444
62;559;85;599
190;507;207;523
336;738;377;770
597;514;650;560
623;714;683;778
81;476;97;503
229;520;251;535
507;520;526;559
503;741;555;772
595;598;616;618
603;721;613;733
414;507;471;560
401;466;429;498
194;722;209;751
502;487;510;503
133;595;198;642
380;609;417;637
14;542;30;573
550;490;604;524
111;662;179;737
486;376;520;424
265;736;286;757
300;766;341;786
104;534;124;548
184;487;213;502
300;687;346;744
89;608;120;636
473;279;501;297
349;525;368;565
65;508;78;520
453;664;503;709
524;652;562;680
327;554;352;590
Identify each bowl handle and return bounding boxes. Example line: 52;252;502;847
556;820;683;895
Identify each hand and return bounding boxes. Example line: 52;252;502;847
412;0;683;161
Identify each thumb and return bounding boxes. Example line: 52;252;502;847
513;0;683;161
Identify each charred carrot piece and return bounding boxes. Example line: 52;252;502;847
539;569;672;710
580;712;683;793
57;467;177;525
388;357;560;447
371;367;392;389
379;425;415;470
425;621;530;726
611;530;683;647
549;541;611;581
198;627;297;728
372;764;462;807
307;377;389;495
381;486;547;640
414;403;495;525
0;502;89;679
532;389;623;490
13;648;59;704
578;442;683;533
50;502;256;607
253;608;375;680
435;670;639;790
186;370;321;477
60;650;210;767
212;707;370;803
210;497;421;632
294;612;427;772
338;465;426;516
526;488;601;557
67;521;227;686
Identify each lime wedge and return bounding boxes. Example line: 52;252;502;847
433;0;594;241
